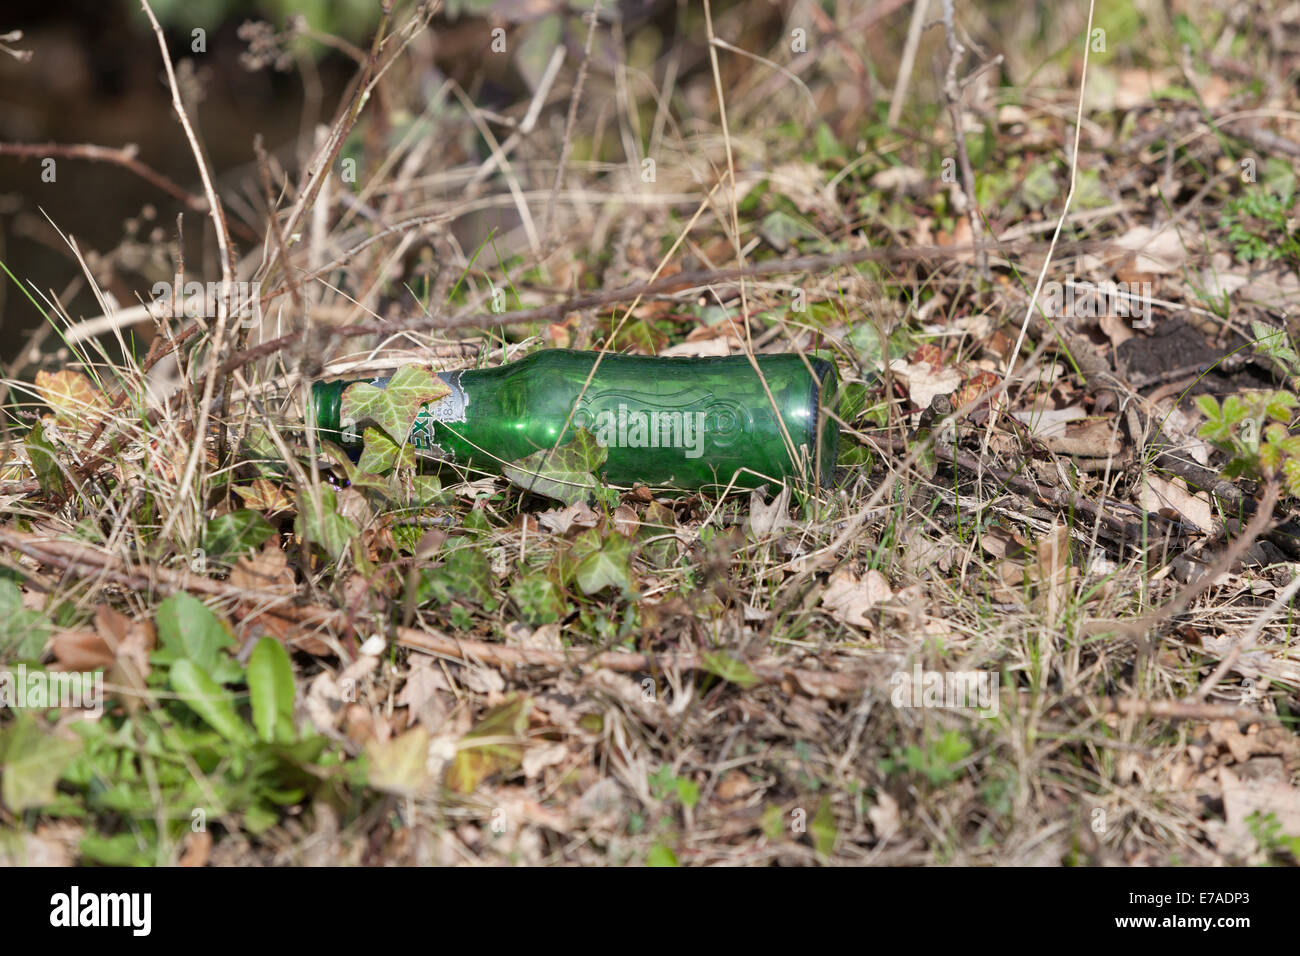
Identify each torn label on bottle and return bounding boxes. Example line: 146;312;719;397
406;372;466;460
427;371;467;423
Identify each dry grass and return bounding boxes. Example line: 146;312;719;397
0;0;1298;866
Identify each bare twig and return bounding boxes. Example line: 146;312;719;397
939;0;988;279
0;141;259;243
541;0;601;247
140;0;236;542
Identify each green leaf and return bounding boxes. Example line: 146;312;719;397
0;715;82;813
761;804;786;841
294;487;359;559
154;592;236;676
646;842;679;866
509;573;567;625
699;650;759;689
811;795;838;858
169;659;252;746
340;365;449;445
502;428;612;506
574;532;633;595
0;580;51;661
204;510;274;563
25;420;62;497
1020;161;1060;210
247;638;295;744
78;832;150;866
358;426;414;475
417;545;493;606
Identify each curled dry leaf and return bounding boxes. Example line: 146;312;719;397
820;568;892;628
1217;766;1300;855
49;630;114;673
868;790;902;843
521;742;568;779
397;657;451;731
1140;475;1213;533
94;605;155;708
1113;224;1186;275
612;504;639;536
233;478;294;514
537;501;599;534
231;539;295;594
746;484;792;541
34;370;105;430
305;671;346;734
1035;525;1073;620
889;359;962;409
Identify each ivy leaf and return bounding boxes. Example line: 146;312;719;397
416;545;493;607
204;510;274;563
574;532;633;595
321;443;390;497
247;638;296;744
340;366;449;445
502;428;614;506
169;659;252;746
357;426;415;475
294;487;359;559
0;715;82;813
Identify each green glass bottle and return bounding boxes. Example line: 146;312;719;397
310;349;838;491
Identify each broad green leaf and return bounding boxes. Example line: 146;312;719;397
247;638;295;744
204;510;274;563
502;428;612;506
446;696;531;794
0;715;82;813
340;365;449;445
25;420;62;497
154;592;236;676
646;842;679;866
321;442;390;497
78;832;150;866
365;726;431;796
574;532;633;595
0;580;51;661
417;545;493;606
169;659;252;745
357;426;415;475
405;474;444;506
699;650;759;689
294;487;359;558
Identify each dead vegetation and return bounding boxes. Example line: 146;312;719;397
0;0;1299;866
